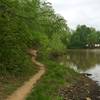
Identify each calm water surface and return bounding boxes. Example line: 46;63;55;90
59;49;100;85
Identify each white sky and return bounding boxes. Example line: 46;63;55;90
47;0;100;30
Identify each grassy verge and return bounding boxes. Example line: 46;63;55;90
0;64;37;100
26;60;80;100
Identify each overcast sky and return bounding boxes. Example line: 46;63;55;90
47;0;100;30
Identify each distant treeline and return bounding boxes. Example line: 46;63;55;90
69;25;100;49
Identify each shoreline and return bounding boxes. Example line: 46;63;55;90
59;74;100;100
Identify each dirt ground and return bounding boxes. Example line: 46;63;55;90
6;49;45;100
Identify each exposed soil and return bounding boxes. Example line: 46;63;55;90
6;49;45;100
59;75;100;100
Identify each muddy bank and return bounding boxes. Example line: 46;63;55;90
59;75;100;100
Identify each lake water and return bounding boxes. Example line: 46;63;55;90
59;49;100;86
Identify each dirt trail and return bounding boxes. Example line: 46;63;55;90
6;49;45;100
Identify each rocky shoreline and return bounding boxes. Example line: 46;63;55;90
59;75;100;100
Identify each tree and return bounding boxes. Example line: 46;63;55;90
96;31;100;44
0;0;70;75
0;0;40;76
69;25;95;48
87;28;97;48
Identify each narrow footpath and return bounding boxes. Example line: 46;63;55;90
6;49;45;100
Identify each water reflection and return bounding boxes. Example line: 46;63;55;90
85;65;100;85
59;49;100;85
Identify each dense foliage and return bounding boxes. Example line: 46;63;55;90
69;25;100;48
0;0;69;76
